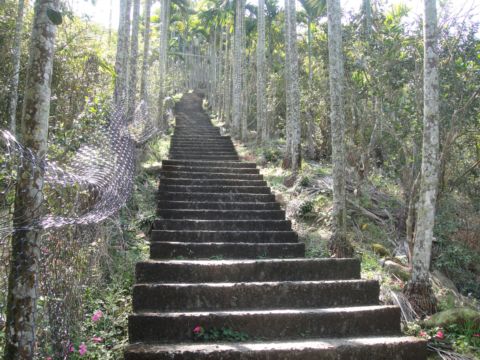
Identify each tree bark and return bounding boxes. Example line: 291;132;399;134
404;0;440;316
156;0;170;130
140;0;151;104
4;0;59;357
114;0;131;104
7;0;25;136
256;0;267;144
224;29;232;129
306;17;316;159
128;0;140;119
231;0;245;138
327;0;353;257
240;9;248;141
283;0;301;172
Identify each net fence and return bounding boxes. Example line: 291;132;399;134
0;96;159;357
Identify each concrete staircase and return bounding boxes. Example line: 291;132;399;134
124;94;426;359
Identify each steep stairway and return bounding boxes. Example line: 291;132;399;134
125;93;426;359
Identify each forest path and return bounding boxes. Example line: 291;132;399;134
124;93;426;359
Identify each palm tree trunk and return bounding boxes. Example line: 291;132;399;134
128;0;140;119
4;0;59;357
284;0;301;172
257;0;267;144
232;0;245;138
327;0;353;257
404;0;440;316
114;0;129;103
224;29;232;129
156;0;170;130
240;9;248;141
306;17;316;159
140;0;152;104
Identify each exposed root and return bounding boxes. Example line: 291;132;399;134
403;280;437;317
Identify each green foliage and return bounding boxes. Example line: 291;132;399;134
405;322;480;358
262;146;282;164
192;326;249;342
435;240;480;298
433;196;480;297
299;175;311;187
361;251;382;276
298;200;314;218
47;8;63;25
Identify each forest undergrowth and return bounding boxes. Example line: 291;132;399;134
0;133;171;359
218;120;480;359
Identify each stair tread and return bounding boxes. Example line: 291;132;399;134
125;336;425;352
132;304;397;316
134;279;375;287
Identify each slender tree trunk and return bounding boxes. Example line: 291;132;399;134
306;17;316;159
140;0;151;103
404;0;440;316
156;0;170;130
231;0;245;138
128;0;140;119
7;0;25;135
224;29;232;129
240;11;248;141
4;0;59;357
114;0;130;103
108;0;113;44
327;0;353;257
257;0;267;144
217;29;224;120
283;0;301;172
362;0;372;37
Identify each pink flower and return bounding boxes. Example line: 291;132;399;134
419;330;427;337
69;344;75;353
79;343;87;356
473;333;480;338
193;325;203;334
435;330;445;340
92;310;103;322
46;357;52;360
92;336;103;343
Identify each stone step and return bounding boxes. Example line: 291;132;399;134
162;160;256;168
168;155;240;160
132;280;379;312
150;230;297;243
173;133;221;137
169;150;237;155
158;185;271;194
150;242;305;259
170;155;240;161
168;153;239;159
174;130;218;133
124;337;427;360
128;306;401;343
160;178;267;187
170;143;234;148
170;142;234;147
157;201;280;210
157;192;275;202
153;219;291;231
161;166;259;174
171;136;231;140
157;209;285;220
160;171;264;180
136;258;360;283
170;144;235;149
